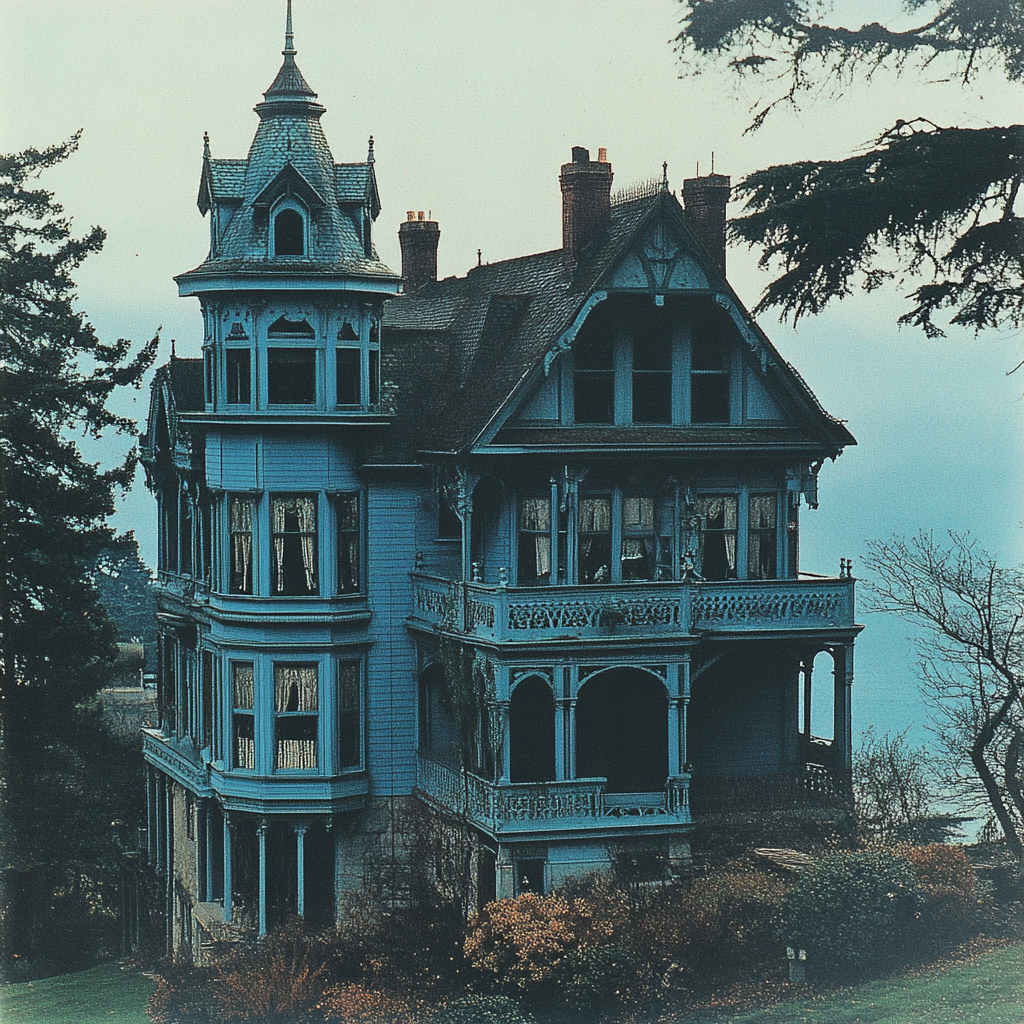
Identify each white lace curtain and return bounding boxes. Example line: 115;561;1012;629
697;496;737;571
272;496;317;593
579;497;611;533
233;663;254;709
230;498;253;592
274;663;318;712
520;498;552;578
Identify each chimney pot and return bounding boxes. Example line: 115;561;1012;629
399;213;441;292
598;147;608;163
683;172;731;277
560;146;613;275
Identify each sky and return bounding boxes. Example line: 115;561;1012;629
2;0;1022;758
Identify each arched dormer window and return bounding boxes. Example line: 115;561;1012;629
274;207;305;256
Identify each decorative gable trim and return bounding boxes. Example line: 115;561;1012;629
252;161;327;211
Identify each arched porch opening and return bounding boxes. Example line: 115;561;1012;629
418;662;459;768
575;669;668;792
509;676;555;783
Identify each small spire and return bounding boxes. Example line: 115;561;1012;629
477;249;482;267
367;135;375;163
662;161;669;191
203;131;211;160
284;0;295;56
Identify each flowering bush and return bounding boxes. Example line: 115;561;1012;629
317;983;417;1024
901;844;979;948
431;994;536;1024
779;850;924;981
464;893;615;994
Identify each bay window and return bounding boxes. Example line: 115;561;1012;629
268;348;316;405
271;495;318;596
337;660;362;770
274;663;318;770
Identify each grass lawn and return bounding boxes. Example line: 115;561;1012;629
682;942;1024;1024
0;961;155;1024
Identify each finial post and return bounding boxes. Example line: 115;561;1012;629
284;0;295;55
662;161;669;190
367;135;375;163
203;131;211;160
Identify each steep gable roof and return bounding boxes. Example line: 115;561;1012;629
382;189;853;458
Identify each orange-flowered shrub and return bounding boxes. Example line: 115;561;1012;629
901;843;979;948
317;983;417;1024
464;893;616;993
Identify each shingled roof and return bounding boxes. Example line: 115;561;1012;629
382;189;854;459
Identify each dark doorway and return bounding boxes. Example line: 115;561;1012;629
509;677;555;783
576;669;667;792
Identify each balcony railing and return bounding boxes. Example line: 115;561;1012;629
415;755;690;835
410;573;854;642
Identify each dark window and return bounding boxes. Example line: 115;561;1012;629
691;330;729;423
621;496;656;581
337;660;361;770
268;316;314;338
204;348;215;405
336;349;361;406
274;664;318;770
574;321;614;424
748;493;778;580
338;321;358;341
201;500;212;582
518;497;551;586
274;208;304;256
229;497;254;594
368;349;380;407
632;318;671;424
233;662;255;769
268;348;316;404
437;490;461;540
180;492;193;576
271;495;318;596
202;651;213;751
579;496;612;583
696;495;738;580
510;677;555;783
518;859;546;895
163;491;179;573
787;493;799;578
335;493;360;594
226;349;251;404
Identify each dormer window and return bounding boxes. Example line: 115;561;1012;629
690;327;730;424
274;207;305;256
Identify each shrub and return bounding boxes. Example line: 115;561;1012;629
633;870;788;987
431;994;536;1024
318;983;417;1023
547;943;645;1008
464;893;615;994
779;850;924;981
902;844;979;949
213;919;337;1023
147;962;217;1024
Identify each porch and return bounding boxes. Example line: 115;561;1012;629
410;573;855;643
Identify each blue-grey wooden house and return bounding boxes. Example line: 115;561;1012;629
140;8;860;960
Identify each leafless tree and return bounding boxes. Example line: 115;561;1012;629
865;533;1024;862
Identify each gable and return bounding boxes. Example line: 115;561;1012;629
607;214;710;293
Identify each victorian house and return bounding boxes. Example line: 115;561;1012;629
140;6;860;960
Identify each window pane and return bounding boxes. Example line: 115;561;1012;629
271;495;319;595
274;663;318;712
518;497;552;586
579;496;612;584
275;716;317;769
232;663;254;709
268;348;316;405
274;209;304;256
632;372;671;423
575;374;614;423
633;328;671;370
226;349;251;404
336;494;360;594
337;349;360;405
691;375;729;423
696;495;738;581
234;714;255;769
229;498;254;594
338;661;361;769
749;494;778;580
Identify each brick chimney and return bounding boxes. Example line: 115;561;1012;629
560;146;613;273
683;173;730;277
399;210;440;292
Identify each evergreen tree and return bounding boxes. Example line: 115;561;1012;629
0;134;157;978
674;1;1024;340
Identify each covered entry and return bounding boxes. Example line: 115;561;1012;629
575;668;668;792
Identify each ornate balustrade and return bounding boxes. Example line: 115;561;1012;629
415;755;690;835
410;574;855;641
158;572;212;607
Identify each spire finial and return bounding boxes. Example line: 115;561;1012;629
284;0;295;56
662;161;669;190
367;135;375;163
203;131;211;160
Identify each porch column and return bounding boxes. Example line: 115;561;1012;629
566;698;577;778
459;480;473;582
680;657;691;770
257;819;268;936
802;656;813;738
496;700;511;784
295;824;308;918
222;813;233;922
554;698;566;781
203;802;215;902
833;644;854;770
667;664;680;773
154;773;165;872
550;478;560;582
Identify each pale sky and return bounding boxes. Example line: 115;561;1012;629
3;0;1022;751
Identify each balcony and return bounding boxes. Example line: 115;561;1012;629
415;755;690;839
409;573;855;643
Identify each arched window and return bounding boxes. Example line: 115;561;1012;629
274;208;304;256
509;677;555;783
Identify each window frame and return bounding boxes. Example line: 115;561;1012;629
336;347;362;407
273;662;319;772
270;493;320;597
267;346;317;406
336;658;364;772
273;205;306;257
696;493;739;581
228;496;255;595
226;347;252;405
333;491;362;595
231;661;256;771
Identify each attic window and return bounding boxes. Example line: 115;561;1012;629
274;208;304;256
268;316;315;338
574;320;614;424
690;329;729;423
